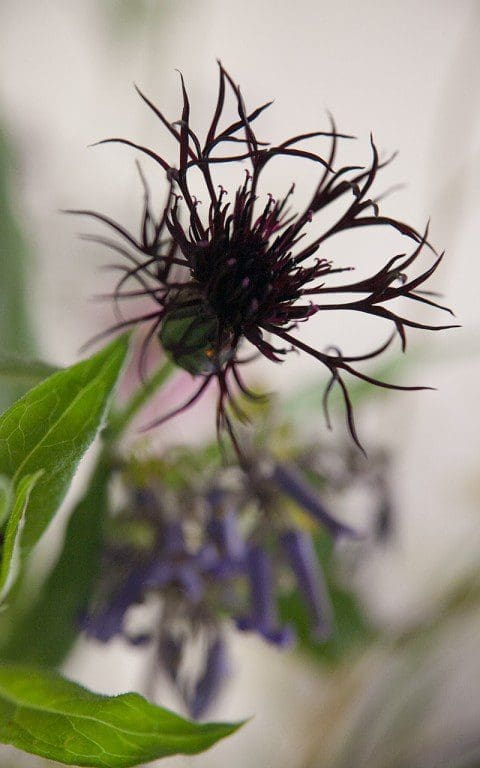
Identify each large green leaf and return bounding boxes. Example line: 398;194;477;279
0;335;129;557
0;471;43;606
0;461;109;666
0;665;241;767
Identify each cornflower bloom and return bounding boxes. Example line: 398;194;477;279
69;62;455;451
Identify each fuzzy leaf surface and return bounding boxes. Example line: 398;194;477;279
0;665;241;767
0;471;43;605
0;475;11;527
0;461;110;666
0;335;129;555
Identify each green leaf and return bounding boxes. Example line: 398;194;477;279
0;665;241;767
0;471;43;606
0;476;12;527
0;460;110;666
0;356;59;387
0;335;129;560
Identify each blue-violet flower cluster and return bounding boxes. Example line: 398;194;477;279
83;431;389;718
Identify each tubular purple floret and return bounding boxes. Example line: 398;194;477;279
190;636;229;719
272;463;359;539
281;528;333;640
236;544;294;646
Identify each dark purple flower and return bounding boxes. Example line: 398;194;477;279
70;63;455;452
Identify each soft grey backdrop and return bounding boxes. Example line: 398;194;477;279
1;2;479;766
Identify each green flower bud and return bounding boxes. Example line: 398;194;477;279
159;300;221;375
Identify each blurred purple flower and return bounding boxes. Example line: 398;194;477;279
281;529;333;640
83;437;383;716
237;544;294;646
272;462;358;539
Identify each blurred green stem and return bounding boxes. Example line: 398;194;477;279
106;358;176;442
0;128;35;411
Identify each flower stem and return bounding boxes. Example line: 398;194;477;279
106;358;176;442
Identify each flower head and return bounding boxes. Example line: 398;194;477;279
70;63;455;450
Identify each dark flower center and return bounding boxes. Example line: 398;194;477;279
193;231;271;328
